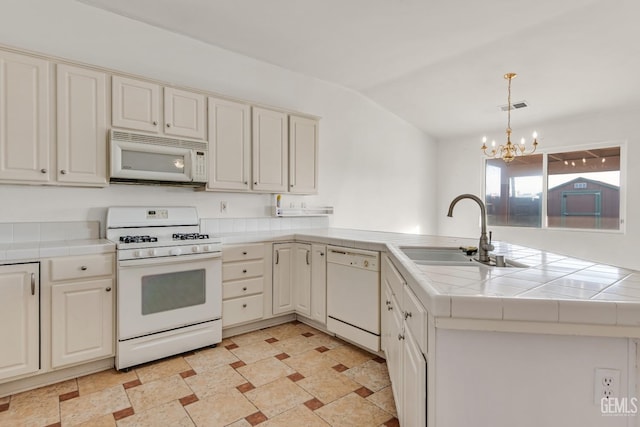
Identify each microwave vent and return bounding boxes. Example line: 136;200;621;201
111;130;208;151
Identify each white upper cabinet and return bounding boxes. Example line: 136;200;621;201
112;76;161;133
56;64;108;185
252;106;288;192
207;97;251;191
289;115;319;194
112;76;206;140
164;87;206;140
0;51;50;182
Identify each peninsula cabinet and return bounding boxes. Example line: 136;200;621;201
112;75;206;140
207;97;251;191
0;263;40;382
289;115;319;194
252;106;289;193
0;51;51;183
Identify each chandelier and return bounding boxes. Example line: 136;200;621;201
481;72;539;163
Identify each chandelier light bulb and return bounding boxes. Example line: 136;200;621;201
532;131;538;139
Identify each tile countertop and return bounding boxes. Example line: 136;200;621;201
0;239;115;262
218;228;640;330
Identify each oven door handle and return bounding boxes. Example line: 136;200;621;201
119;252;221;268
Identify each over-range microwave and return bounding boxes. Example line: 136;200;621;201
109;130;208;186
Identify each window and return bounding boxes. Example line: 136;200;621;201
485;145;623;231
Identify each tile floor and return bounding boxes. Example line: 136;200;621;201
0;321;399;427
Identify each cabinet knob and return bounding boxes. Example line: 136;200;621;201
242;269;247;273
166;123;171;128
388;306;393;311
290;184;294;187
152;121;158;126
242;287;247;291
404;311;413;319
320;252;324;256
242;251;247;255
385;300;391;306
106;287;112;292
254;182;258;185
244;181;248;185
398;334;405;341
242;304;247;308
40;168;47;174
60;169;67;175
80;266;88;271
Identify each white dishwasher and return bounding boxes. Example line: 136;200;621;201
326;246;380;352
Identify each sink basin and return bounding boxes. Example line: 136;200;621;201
400;247;528;268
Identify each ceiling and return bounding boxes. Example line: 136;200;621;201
79;0;640;140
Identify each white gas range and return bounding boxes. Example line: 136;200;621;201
106;206;222;370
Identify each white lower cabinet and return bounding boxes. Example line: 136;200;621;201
0;263;40;381
310;244;327;324
51;278;114;368
222;244;266;327
293;244;312;316
382;254;427;427
273;243;295;315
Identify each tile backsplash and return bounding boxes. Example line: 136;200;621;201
0;221;100;243
201;216;329;235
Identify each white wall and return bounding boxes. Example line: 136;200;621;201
0;0;438;235
437;106;640;270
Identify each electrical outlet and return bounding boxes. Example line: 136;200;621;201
220;201;228;214
594;368;620;404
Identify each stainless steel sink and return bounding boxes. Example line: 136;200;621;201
400;247;527;268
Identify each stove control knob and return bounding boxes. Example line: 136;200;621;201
203;245;211;252
148;249;157;256
134;250;142;258
192;246;200;253
170;248;182;256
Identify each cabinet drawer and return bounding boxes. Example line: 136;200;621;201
403;285;427;354
223;294;264;327
383;255;405;297
223;260;264;281
50;254;114;281
223;244;264;262
223;277;263;300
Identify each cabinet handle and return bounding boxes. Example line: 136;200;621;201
242;287;247;291
388;305;393;311
60;170;67;175
242;269;247;273
398;334;405;341
152;121;158;126
242;251;247;255
275;250;279;264
306;250;310;265
30;273;35;296
106;287;112;292
40;168;47;174
404;311;412;320
166;123;171;128
242;303;247;308
80;266;88;271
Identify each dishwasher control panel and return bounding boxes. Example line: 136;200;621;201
327;246;379;271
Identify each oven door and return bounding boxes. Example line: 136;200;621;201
117;252;221;340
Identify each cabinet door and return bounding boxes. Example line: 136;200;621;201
403;328;427;427
293;243;311;317
0;263;39;381
310;244;326;324
112;76;161;133
388;291;403;415
381;283;393;353
252;107;288;192
51;279;114;368
273;243;294;314
56;64;108;185
207;97;251;191
0;51;50;182
289;115;318;194
164;87;206;140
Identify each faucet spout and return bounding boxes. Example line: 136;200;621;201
447;194;494;263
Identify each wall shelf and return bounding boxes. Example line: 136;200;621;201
272;206;333;217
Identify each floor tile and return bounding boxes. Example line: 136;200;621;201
344;359;391;392
267;323;304;340
325;344;375;368
126;374;193;413
306;333;344;350
60;385;130;426
245;410;268;425
184;346;239;374
244;377;312;418
236;356;296;387
186;388;257;427
296;369;361;404
77;368;138;395
0;394;61;427
367;386;398;418
229;329;274;346
315;393;394;427
184;364;247;400
76;413;116;426
260;404;330;427
117;400;194;427
282;349;338;377
135;356;193;383
230;340;280;364
271;335;316;356
226;419;253;427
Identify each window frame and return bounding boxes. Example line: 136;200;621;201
481;140;627;234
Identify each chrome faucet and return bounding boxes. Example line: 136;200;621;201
447;194;494;263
